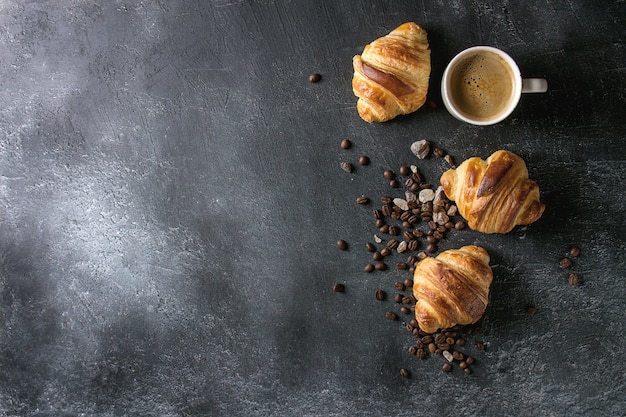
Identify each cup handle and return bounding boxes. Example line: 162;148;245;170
522;78;548;93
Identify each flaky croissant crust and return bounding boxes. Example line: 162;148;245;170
412;245;493;334
440;150;545;234
352;22;431;123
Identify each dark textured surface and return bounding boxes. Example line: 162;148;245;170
1;1;625;416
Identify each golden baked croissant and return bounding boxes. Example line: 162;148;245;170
412;245;493;334
440;150;545;234
352;22;431;123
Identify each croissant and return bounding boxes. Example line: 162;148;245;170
412;245;493;334
440;150;545;234
352;22;431;123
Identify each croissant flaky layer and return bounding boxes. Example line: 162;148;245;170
352;22;431;123
413;245;493;334
440;150;546;234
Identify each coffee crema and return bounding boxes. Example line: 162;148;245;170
447;50;515;122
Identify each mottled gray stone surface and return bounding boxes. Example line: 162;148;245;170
0;1;624;416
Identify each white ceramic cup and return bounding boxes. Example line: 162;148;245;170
441;46;548;126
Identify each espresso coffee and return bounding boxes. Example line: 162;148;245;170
447;50;515;122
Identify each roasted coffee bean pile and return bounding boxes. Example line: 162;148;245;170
334;137;490;376
560;245;582;286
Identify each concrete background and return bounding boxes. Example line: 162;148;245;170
0;1;624;416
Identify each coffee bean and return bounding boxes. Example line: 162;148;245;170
332;283;345;292
437;342;451;351
463;367;471;375
400;368;410;378
373;209;382;219
408;345;418;355
411;140;430;160
394;293;403;303
389;180;399;188
356;196;369;205
337;239;348;250
364;263;374;273
404;278;414;288
340;162;353;173
568;273;580;286
372;251;382;261
400;306;410;314
426;243;437;253
442;363;452;373
383;170;395;180
459;361;467;369
359;155;370;166
366;242;376;252
433;148;445;158
408;240;419;251
380;248;391;257
401;296;413;305
569;246;581;257
396;262;408;270
476;342;485;351
308;73;321;83
453;351;465;361
417;348;427;359
428;343;436;353
394;281;405;291
559;257;572;268
375;289;386;300
465;356;475;365
385;311;397;320
455;221;465;230
455;338;465;347
340;139;351;149
387;239;399;249
399;165;410;176
527;306;537;315
444;154;455;167
379;224;390;234
374;262;387;271
388;225;398;236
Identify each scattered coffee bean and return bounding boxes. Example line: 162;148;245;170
452;351;464;361
404;278;414;288
400;368;410;378
372;251;382;261
433;148;445;158
408;345;418;355
463;367;471;375
374;262;387;271
337;239;348;250
332;283;345;292
400;306;410;314
443;350;454;362
340;161;353;173
365;242;376;252
399;165;410;176
454;221;465;230
428;343;436;353
364;263;375;273
375;289;386;300
476;342;485;351
383;170;395;180
417;348;426;359
340;139;351;149
559;257;572;268
465;356;474;365
527;306;537;315
568;273;580;286
359;155;370;166
380;248;391;256
442;362;452;373
455;338;465;347
356;196;369;205
444;154;455;167
394;293;403;303
308;73;321;83
385;311;397;320
389;180;399;188
569;246;581;257
426;243;437;253
394;281;405;291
